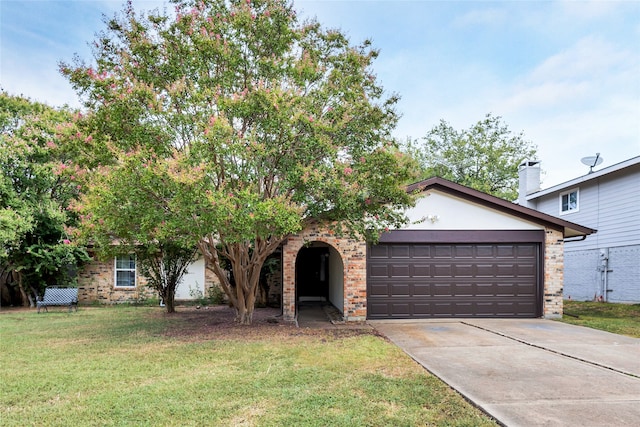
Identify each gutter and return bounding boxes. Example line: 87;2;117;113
563;235;587;243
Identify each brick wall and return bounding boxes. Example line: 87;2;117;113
77;257;153;304
282;221;367;322
543;228;564;318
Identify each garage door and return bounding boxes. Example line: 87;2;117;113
367;241;541;319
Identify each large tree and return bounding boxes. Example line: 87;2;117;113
405;114;538;200
0;92;89;306
62;0;413;324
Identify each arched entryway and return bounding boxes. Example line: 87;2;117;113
295;242;344;316
281;221;367;322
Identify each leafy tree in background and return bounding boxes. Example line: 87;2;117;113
61;0;414;324
405;113;538;200
0;92;89;306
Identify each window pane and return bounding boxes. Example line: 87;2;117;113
561;191;578;212
116;271;135;287
116;255;135;269
569;192;577;209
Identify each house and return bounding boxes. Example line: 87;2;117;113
280;177;594;321
79;177;595;320
518;156;640;303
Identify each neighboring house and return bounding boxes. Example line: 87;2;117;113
79;177;595;320
518;156;640;303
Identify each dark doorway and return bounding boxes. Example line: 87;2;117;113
296;247;330;302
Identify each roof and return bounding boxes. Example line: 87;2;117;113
406;177;596;238
526;155;640;200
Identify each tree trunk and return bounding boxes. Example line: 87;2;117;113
16;273;30;308
198;235;284;326
162;287;176;313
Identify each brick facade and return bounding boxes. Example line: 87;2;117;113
77;257;153;304
543;228;564;318
78;225;567;318
78;255;222;304
282;222;367;322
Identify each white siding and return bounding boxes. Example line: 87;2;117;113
175;257;206;300
328;247;344;314
401;190;542;231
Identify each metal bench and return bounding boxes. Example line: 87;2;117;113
36;288;79;313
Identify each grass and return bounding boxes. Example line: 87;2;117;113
559;300;640;338
0;306;496;427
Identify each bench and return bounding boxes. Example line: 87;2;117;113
37;288;79;313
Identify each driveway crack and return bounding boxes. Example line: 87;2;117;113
461;321;639;380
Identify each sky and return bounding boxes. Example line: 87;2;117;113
1;0;639;188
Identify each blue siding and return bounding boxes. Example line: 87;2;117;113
534;167;640;251
531;162;640;302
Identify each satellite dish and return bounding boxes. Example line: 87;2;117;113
581;153;603;174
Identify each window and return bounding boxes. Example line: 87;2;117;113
115;255;136;288
560;189;579;214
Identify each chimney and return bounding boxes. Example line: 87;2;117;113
518;160;541;207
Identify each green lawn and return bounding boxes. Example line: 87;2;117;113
560;301;640;338
0;306;496;426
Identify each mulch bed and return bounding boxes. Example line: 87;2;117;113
158;305;377;341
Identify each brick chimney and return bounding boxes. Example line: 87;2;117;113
518;161;541;207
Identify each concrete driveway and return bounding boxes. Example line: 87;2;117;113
369;319;640;427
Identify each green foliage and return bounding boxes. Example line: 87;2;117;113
405;113;538;200
0;91;89;302
62;0;414;323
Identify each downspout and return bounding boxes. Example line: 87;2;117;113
600;248;611;302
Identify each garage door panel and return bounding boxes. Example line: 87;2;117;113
476;245;495;258
367;242;541;319
368;245;389;258
368;283;390;296
454;245;474;258
412;245;432;258
390;245;410;258
412;264;431;277
390;264;410;277
433;264;453;276
433;246;453;258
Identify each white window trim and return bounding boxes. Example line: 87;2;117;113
559;188;579;215
114;255;137;288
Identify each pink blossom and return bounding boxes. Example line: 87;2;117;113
308;115;314;122
343;167;353;175
46;141;57;149
63;239;71;245
365;198;371;205
360;156;366;163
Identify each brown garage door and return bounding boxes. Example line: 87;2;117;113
367;239;542;319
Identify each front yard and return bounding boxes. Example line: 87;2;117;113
0;306;496;426
560;300;640;338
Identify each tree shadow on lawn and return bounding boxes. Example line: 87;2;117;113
155;305;376;342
